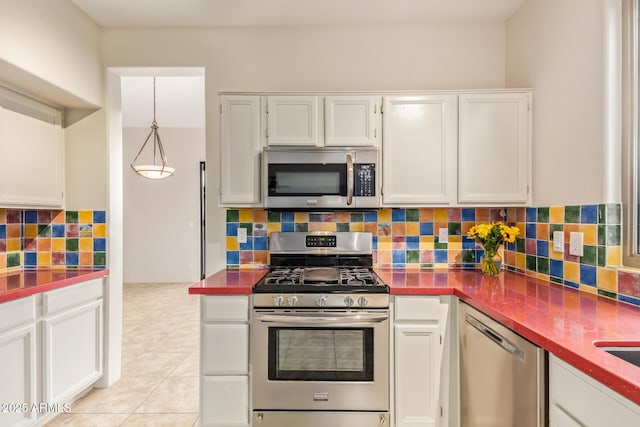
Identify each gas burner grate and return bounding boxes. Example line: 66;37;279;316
263;267;304;286
338;267;376;286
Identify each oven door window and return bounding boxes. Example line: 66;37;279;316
267;163;347;196
268;327;374;381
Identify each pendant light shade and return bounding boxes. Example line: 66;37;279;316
131;77;175;179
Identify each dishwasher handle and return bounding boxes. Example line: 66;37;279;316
465;314;525;361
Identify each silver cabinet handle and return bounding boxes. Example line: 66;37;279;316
346;153;354;205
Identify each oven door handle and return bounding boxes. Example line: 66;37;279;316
346;153;354;206
254;313;388;325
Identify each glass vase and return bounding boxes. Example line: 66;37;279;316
481;249;502;276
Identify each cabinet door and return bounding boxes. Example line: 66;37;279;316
458;93;530;204
0;106;64;208
267;96;319;146
202;324;248;374
324;96;378;147
395;323;441;427
201;375;249;426
382;96;457;205
220;96;262;205
550;403;584;427
549;355;640;427
43;300;103;404
0;324;36;427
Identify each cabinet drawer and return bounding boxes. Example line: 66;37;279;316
43;278;103;316
201;375;249;426
203;296;249;322
0;296;35;333
202;323;248;375
395;296;443;322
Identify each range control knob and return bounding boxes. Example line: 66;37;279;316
315;296;328;307
358;296;369;307
344;296;355;307
288;296;298;307
273;296;285;307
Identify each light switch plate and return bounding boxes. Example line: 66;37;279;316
438;228;448;243
237;227;247;244
553;231;564;252
569;232;583;257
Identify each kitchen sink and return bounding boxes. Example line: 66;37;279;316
594;342;640;368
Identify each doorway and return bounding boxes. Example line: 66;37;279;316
120;72;206;283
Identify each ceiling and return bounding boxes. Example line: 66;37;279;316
72;0;526;27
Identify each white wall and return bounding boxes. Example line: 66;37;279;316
506;0;607;206
100;23;507;273
64;109;108;209
122;127;205;283
0;0;102;107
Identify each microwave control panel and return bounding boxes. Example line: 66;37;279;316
354;163;376;197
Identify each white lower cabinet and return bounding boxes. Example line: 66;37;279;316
549;354;640;426
0;322;37;427
43;299;103;404
550;403;583;427
202;376;249;425
393;296;450;427
200;295;250;427
0;278;104;427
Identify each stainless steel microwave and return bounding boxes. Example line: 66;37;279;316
263;148;380;209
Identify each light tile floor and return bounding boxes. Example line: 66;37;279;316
45;282;200;427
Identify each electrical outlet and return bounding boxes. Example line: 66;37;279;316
237;227;247;244
569;232;583;257
438;228;448;243
553;231;564;252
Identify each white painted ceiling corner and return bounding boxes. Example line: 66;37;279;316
72;0;527;28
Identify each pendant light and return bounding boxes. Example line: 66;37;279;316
130;76;175;179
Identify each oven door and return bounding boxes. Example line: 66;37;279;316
251;310;389;411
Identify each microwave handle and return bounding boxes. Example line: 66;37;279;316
346;153;354;205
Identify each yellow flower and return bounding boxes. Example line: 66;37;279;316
467;225;477;237
466;221;520;246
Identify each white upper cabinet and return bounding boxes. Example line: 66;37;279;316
220;90;532;207
267;96;319;146
382;95;458;205
458;92;531;205
0;105;64;208
324;96;378;147
220;95;262;206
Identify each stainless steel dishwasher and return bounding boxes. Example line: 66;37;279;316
459;302;547;427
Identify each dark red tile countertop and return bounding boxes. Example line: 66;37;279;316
189;267;640;406
0;268;109;303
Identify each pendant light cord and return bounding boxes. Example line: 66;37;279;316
152;76;157;125
131;77;166;165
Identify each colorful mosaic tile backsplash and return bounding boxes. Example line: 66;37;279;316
226;204;640;307
0;209;107;273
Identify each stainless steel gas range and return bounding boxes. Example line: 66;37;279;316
251;232;390;427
